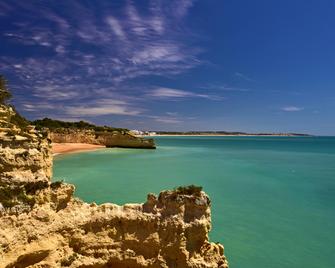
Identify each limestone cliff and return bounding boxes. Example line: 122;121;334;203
0;104;52;214
50;129;156;149
0;104;228;268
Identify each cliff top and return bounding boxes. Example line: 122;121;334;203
32;117;128;133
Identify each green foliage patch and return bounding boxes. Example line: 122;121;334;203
174;185;203;196
0;75;12;104
32;118;128;133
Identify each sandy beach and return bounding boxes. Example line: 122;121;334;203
52;143;105;155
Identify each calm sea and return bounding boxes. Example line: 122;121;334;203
53;136;335;268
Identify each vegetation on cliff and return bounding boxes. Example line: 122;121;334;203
32;118;128;133
0;75;30;129
0;75;12;104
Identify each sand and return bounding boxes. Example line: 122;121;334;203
52;143;105;155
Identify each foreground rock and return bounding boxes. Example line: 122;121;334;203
0;104;228;267
0;104;52;214
50;129;156;149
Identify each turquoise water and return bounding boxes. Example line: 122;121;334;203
53;136;335;267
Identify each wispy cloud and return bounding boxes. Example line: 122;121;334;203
22;98;142;117
0;0;202;119
281;106;304;112
148;87;223;100
174;0;195;18
200;84;251;92
146;111;195;124
150;116;182;124
149;87;197;98
66;105;140;116
105;16;126;40
235;72;255;82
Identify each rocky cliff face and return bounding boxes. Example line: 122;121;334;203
0;105;52;214
50;129;156;149
0;104;228;267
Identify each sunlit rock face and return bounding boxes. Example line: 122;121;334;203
50;129;156;149
0;104;52;214
0;104;228;268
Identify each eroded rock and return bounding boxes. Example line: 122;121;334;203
0;104;228;267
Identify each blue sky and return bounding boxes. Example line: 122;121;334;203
0;0;334;134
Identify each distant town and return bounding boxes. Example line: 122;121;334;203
129;130;157;136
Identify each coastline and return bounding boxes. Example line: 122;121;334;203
140;134;308;137
52;143;105;155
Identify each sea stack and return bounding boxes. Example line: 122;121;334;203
0;104;228;267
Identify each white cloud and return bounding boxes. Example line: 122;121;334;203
281;106;304;112
166;112;178;116
55;45;66;54
1;1;202;120
131;44;183;64
235;72;255;82
154;117;182;124
2;1;201;85
105;16;126;40
201;84;250;92
66;106;140;116
147;115;182;124
33;84;84;100
148;87;223;100
22;103;57;112
174;0;195;18
150;87;194;98
65;99;142;116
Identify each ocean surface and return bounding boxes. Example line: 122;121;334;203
53;136;335;268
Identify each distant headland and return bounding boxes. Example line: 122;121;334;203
134;130;312;137
32;118;156;151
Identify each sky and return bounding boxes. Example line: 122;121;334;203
0;0;334;135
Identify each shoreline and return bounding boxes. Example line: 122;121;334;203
52;143;105;155
139;134;310;137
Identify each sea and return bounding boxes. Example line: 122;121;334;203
53;136;335;268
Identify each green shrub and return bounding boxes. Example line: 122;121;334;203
24;181;49;194
32;118;128;132
0;75;12;104
50;180;64;189
61;253;78;266
174;185;203;196
9;106;30;129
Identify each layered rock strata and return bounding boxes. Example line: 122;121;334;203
0;105;52;214
50;129;156;149
0;104;228;267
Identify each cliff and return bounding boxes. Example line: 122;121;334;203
50;129;156;149
0;104;228;268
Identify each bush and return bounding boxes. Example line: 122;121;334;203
61;253;78;266
174;185;203;196
0;75;12;104
9;106;30;129
50;180;64;189
32;118;128;132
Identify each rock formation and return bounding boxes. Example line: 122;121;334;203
0;104;228;267
50;129;156;149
